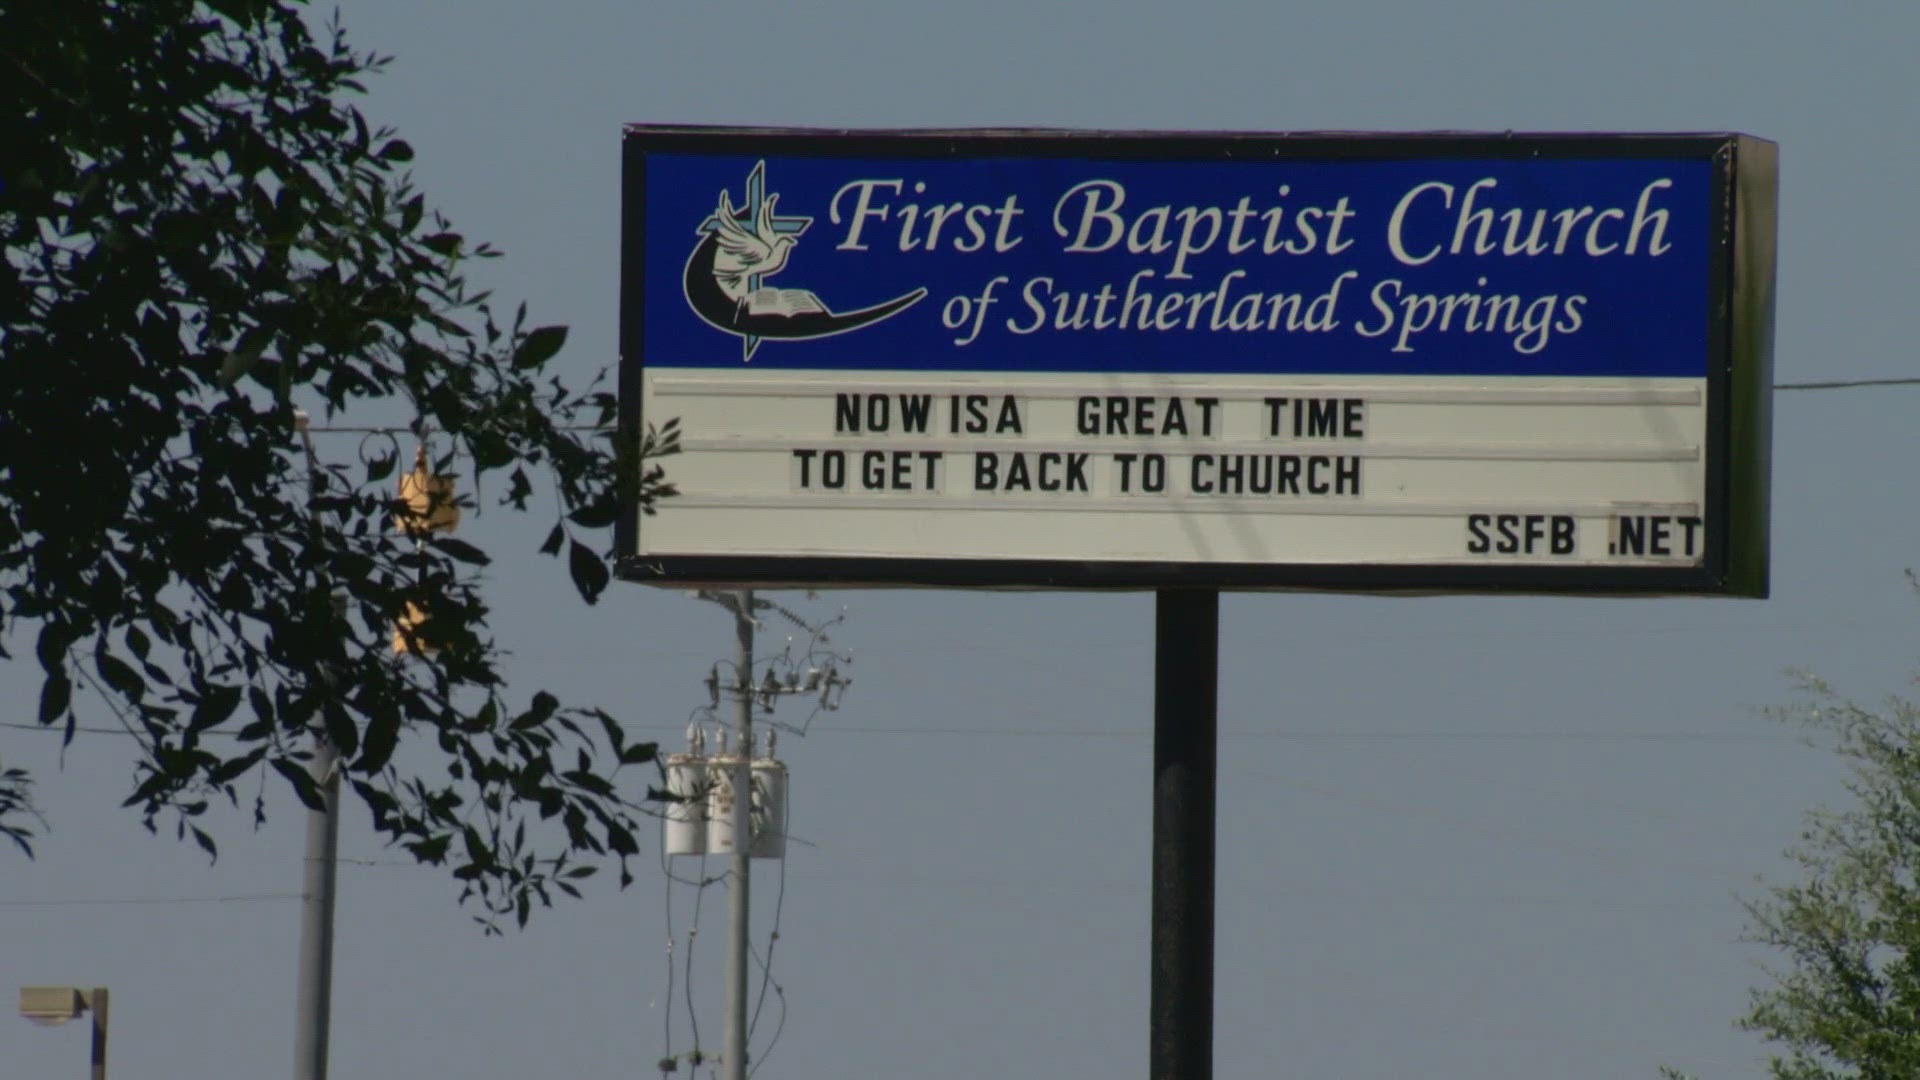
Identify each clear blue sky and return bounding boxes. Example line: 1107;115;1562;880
7;1;1920;1077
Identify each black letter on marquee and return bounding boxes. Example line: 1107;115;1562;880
1142;454;1167;493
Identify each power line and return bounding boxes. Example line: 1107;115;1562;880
789;724;1808;741
0;892;301;908
0;720;251;738
1775;377;1920;390
2;718;1806;741
304;423;613;433
0;721;134;736
0;856;458;911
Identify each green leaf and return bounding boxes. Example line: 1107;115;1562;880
511;691;560;731
202;0;268;25
190;826;218;862
604;821;639;857
218;332;270;387
462;824;489;864
377;138;414;162
355;704;401;773
188;684;243;734
431;536;491;565
421;232;462;256
512;326;568;369
95;651;146;699
321;701;358;758
562;770;614;797
539;522;564;556
38;674;71;725
407;834;451;865
36;621;72;674
272;758;326;811
568;540;609;605
125;625;151;661
469;433;514;472
207;747;269;786
505;467;532;509
364;448;398;483
566;495;617;529
595;710;625;753
247;685;274;727
122;770;172;808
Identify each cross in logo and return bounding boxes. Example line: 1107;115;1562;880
697;160;812;360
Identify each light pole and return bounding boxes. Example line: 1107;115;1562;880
19;985;109;1080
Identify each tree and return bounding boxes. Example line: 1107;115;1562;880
0;754;40;855
1727;645;1920;1078
0;0;677;928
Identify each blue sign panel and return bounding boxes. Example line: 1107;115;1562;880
620;130;1775;596
642;152;1710;378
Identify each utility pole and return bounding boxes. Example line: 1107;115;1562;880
291;411;339;1080
665;589;846;1077
721;584;756;1076
724;588;754;1080
293;738;340;1080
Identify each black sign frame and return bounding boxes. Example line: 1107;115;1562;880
617;128;1775;596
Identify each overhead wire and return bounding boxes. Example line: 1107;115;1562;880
745;937;787;1080
0;891;301;907
682;848;709;1073
0;719;1810;741
659;844;677;1077
746;787;790;1078
1775;377;1920;390
746;724;1811;741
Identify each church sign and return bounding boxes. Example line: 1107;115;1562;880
617;128;1776;595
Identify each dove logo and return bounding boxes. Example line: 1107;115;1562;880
684;160;928;361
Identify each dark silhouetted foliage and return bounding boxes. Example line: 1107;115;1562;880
1;0;676;928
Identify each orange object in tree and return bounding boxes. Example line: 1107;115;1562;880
395;444;460;536
393;444;459;654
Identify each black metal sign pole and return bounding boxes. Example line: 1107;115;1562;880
1152;589;1219;1080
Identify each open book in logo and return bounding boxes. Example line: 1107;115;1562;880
684;161;928;362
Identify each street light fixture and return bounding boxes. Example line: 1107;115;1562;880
18;986;108;1079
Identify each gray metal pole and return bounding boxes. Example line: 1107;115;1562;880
88;986;108;1080
723;588;754;1080
289;410;341;1080
1151;589;1218;1080
293;735;340;1080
